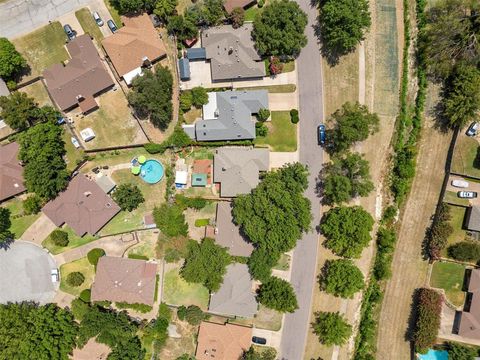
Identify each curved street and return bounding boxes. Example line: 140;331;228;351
280;0;324;358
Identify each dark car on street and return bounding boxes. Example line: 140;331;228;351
252;336;267;345
318;124;326;145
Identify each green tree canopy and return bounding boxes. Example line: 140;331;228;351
112;0;155;14
190;86;209;107
446;341;478;360
50;229;69;247
242;347;277;360
0;92;37;131
319;0;371;57
181;238;231;291
22;194;42;215
0;207;14;246
0;37;26;79
166;15;198;42
112;183;145;212
185;0;225;26
248;246;280;282
154;0;178;21
230;7;245;29
128;66;173;130
257;276;298;313
67;271;85;287
320;206;374;258
448;241;480;262
312;311;352;346
0;302;78;359
327;102;380;153
322;259;365;298
153;203;188;237
252;0;308;57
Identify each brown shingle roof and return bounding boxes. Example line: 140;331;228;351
43;35;114;112
223;0;256;13
42;174;120;236
91;256;158;305
102;14;167;78
459;269;480;339
195;322;252;360
0;142;26;202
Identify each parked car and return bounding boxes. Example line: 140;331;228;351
452;179;469;188
71;137;80;149
318;124;326;145
107;19;117;33
51;269;59;282
252;336;267;345
458;191;478;199
92;11;104;26
467;122;479;137
63;24;75;41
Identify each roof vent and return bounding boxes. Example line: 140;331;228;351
84;191;92;197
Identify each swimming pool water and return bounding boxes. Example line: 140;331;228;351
140;159;164;184
418;349;449;360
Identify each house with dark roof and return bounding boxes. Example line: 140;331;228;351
182;90;268;141
43;35;114;114
466;206;480;233
42;174;120;236
91;256;158;305
179;58;191;81
458;269;480;339
209;263;257;318
214;202;253;256
102;14;167;85
201;24;265;82
0;142;26;202
213;147;269;197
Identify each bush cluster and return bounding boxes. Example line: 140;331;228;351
428;204;453;259
413;288;442;354
176;305;207;325
87;248;105;266
373;227;397;280
115;302;153;313
448;241;480;262
175;194;208;210
79;289;91;303
66;272;85;287
50;229;69;247
23;195;42;215
290;109;299;123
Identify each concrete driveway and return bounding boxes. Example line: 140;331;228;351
447;174;480;206
0;241;58;304
21;213;57;245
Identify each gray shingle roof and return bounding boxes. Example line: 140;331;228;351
213;147;269;197
179;58;190;80
467;206;480;232
215;202;254;256
202;24;266;81
186;47;206;60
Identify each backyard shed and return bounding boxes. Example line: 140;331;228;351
175;170;188;186
192;173;207;187
80;128;96;142
179;58;191;81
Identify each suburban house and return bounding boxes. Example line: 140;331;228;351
457;268;480;339
0;142;26;202
223;0;256;13
102;13;167;85
91;256;158;306
42;174;121;236
201;24;266;82
43;34;114;114
195;322;252;360
214;202;253;256
182;90;269;141
209;263;257;318
213;147;269;197
466;206;480;233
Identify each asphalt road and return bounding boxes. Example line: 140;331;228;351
279;0;324;359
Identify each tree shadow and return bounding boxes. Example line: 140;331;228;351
0;238;15;251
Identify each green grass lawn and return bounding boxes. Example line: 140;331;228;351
282;60;295;73
253;305;283;331
237;84;296;93
254;111;297;152
42;226;98;255
194;218;209;227
162;268;210;309
19;81;52;106
62;128;84;172
75;8;104;44
3;198;40;239
60;257;95;296
430;261;466;307
442;205;468;258
244;4;263;22
12;22;68;77
103;0;123;28
451;134;480;178
444;191;470;207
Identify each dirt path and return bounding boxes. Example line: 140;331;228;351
376;107;452;358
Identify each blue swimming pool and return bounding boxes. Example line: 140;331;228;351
140;159;164;184
418;349;449;360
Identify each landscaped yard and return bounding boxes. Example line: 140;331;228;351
19;81;52;106
75;8;104;44
62;128;84;172
42;226;98;255
60;257;95;296
2;198;40;239
12;22;68;77
254;111;297;152
451;134;480;178
430;261;466;307
74;90;147;149
162;268;210;309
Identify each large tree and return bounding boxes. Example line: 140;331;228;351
154;0;177;21
322;259;365;298
185;0;225;26
0;92;37;131
166;15;198;42
311;311;352;346
128;66;173;130
252;0;308;57
0;302;78;359
327;102;379;153
112;183;144;212
18;121;68;200
0;207;14;247
320;206;374;258
319;0;371;56
257;276;298;313
0;37;26;79
181;238;231;292
153;203;188;237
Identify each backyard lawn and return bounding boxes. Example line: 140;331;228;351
42;226;98;255
12;22;68;77
430;261;466;308
442;205;468;258
60;257;95;296
3;198;40;239
75;8;104;44
126;230;158;259
62;128;84;172
451;134;480;178
254;111;297;152
183;107;202;124
162;268;210;309
19;81;52;106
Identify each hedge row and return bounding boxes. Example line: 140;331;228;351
427;203;453;259
414;288;442;354
115;302;153;313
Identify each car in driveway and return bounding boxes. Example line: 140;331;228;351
458;191;478;199
252;336;267;345
92;11;104;26
467;122;479;137
107;19;117;33
452;179;469;188
63;24;75;41
71;137;80;149
317;124;326;145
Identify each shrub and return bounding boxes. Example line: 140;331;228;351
312;311;352;346
184;305;206;325
177;305;187;320
257;276;298;313
381;205;397;225
144;143;165;154
180;91;193;112
50;229;69;247
191;87;209;108
230;7;245;29
257;0;264;7
112;184;145;212
23;194;42;215
175;194;208;210
87;248;105;266
164;248;182;263
447;341;478;360
79;289;91;303
257;108;270;121
128;253;149;260
448;242;480;262
115;302;153;313
413;288;442;354
268;56;284;75
66;272;85;287
290;108;299;123
428;204;453;259
255;122;268;137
